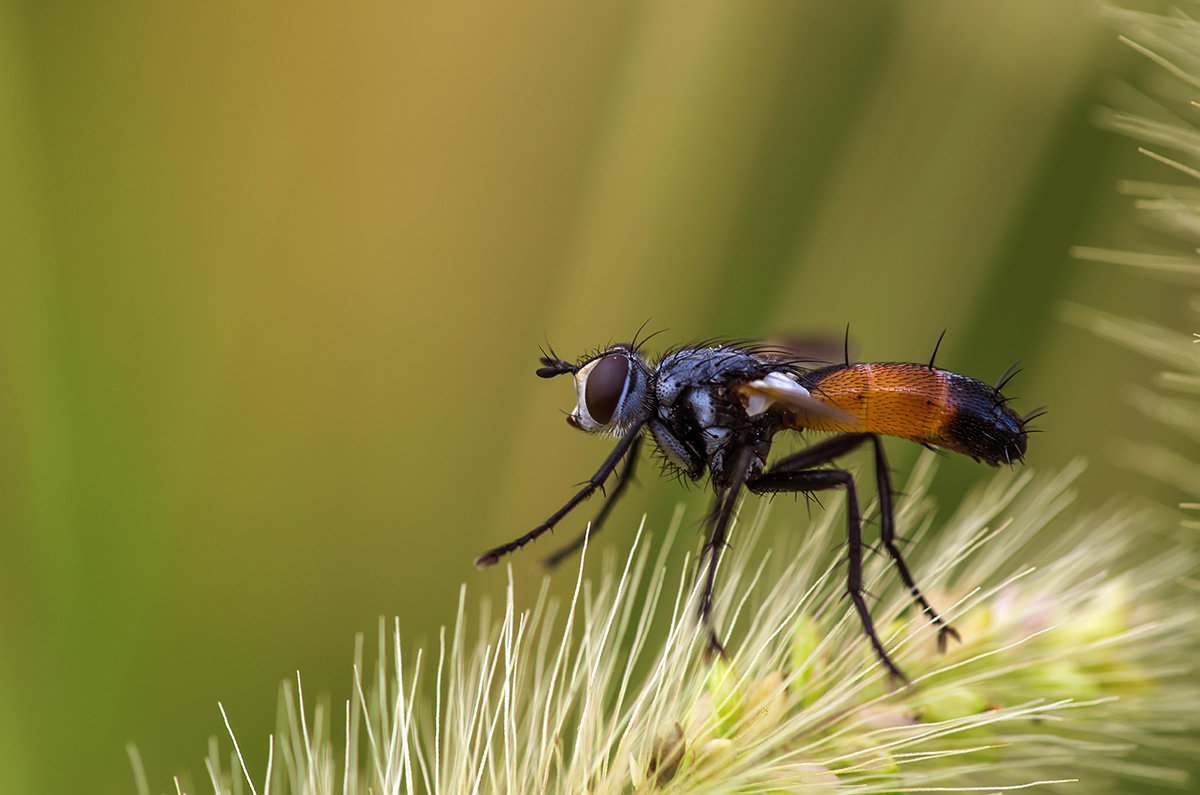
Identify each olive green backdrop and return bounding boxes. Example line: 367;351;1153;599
0;1;1188;793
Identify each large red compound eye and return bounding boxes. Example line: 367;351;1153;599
585;354;630;425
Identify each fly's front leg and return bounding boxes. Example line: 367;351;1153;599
475;421;646;568
542;434;643;569
748;465;908;684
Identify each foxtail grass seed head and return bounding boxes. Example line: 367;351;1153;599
178;459;1198;795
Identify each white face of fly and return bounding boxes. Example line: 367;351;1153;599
568;349;644;433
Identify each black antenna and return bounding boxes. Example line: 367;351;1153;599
536;340;576;378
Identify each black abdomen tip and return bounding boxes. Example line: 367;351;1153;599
943;375;1030;466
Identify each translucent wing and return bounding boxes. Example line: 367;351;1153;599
757;332;852;366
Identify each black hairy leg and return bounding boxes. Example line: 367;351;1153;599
542;434;643;569
748;462;908;684
697;447;753;661
475;421;647;568
769;433;959;652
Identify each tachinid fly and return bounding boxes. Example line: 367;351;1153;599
475;335;1036;683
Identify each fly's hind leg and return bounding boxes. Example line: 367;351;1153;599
865;436;960;651
748;463;908;684
770;433;959;653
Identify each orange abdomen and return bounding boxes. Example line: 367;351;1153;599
793;363;1027;465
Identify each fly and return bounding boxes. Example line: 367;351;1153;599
474;334;1037;683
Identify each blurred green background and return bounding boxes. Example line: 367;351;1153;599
0;1;1190;793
